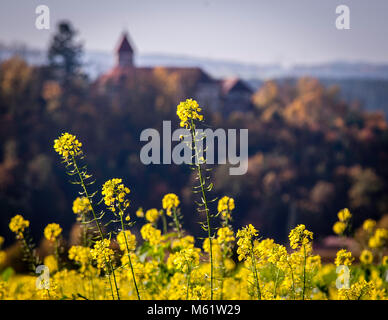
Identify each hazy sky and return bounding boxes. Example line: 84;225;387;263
1;0;387;66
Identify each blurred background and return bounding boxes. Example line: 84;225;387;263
1;0;388;262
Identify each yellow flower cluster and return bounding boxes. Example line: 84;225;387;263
337;280;374;300
171;235;195;250
44;255;58;273
332;208;352;236
335;249;354;266
72;197;92;215
140;223;162;246
360;249;373;265
236;224;258;261
90;239;114;271
44;223;62;242
162;193;180;216
9;215;30;239
363;219;376;233
217;227;235;245
176;98;204;128
117;230;136;252
173;247;200;272
333;221;346;235
53;132;82;160
338;208;352;222
288;224;313;249
368;228;388;249
102;178;130;213
68;246;91;272
217;196;235;221
145;208;159;223
136;207;144;218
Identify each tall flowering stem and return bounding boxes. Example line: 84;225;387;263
176;99;214;299
72;155;120;300
119;215;141;300
102;178;141;300
236;225;261;300
288;224;313;300
53;133;120;300
9;215;39;272
190;119;214;300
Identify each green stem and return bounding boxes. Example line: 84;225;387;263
186;267;191;300
190;120;213;300
71;155;120;300
250;249;261;300
287;261;296;300
82;213;88;247
172;207;182;238
21;236;37;272
119;215;141;300
161;214;168;234
273;268;280;298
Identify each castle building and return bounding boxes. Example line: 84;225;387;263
96;32;253;114
116;32;134;67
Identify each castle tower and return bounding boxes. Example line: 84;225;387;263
116;32;134;67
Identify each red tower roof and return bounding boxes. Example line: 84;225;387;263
116;33;134;53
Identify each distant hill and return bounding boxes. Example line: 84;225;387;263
1;45;387;117
248;78;388;118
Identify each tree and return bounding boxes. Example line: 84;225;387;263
48;21;83;80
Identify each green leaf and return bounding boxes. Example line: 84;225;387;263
1;267;15;282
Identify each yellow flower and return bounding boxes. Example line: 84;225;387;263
68;246;91;271
368;228;388;249
90;239;113;271
9;215;30;239
116;230;136;252
136;207;144;218
171;235;195;250
72;197;92;215
217;196;235;221
0;236;4;248
145;208;159;223
162;193;180;216
176;98;204;128
44;223;62;242
362;219;376;233
217;227;235;245
333;221;346;235
288;224;313;249
382;256;388;266
101;178;130;213
335;249;354;267
44;255;58;273
173;247;200;273
360;249;373;265
140;223;162;246
337;280;373;300
337;208;352;222
236;224;258;261
53;132;82;160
